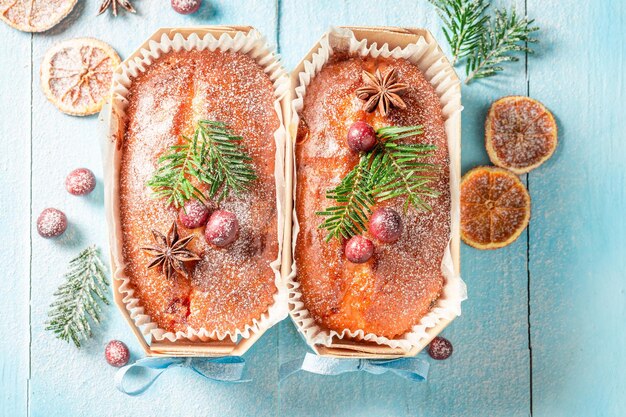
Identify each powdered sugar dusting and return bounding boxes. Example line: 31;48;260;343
295;54;450;339
119;49;279;335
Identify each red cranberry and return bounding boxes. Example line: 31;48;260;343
347;121;377;152
368;207;403;243
428;336;453;360
171;0;201;14
205;210;239;247
345;235;374;263
179;199;210;229
105;340;130;367
37;208;67;238
65;168;96;196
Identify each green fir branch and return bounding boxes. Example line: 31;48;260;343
316;155;375;242
146;135;206;208
428;0;490;64
429;0;540;84
45;245;110;348
316;126;439;242
465;8;539;83
371;126;440;212
194;120;257;202
147;120;257;208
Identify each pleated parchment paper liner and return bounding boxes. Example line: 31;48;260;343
283;27;467;358
102;27;290;357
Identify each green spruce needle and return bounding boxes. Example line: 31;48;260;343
465;8;539;83
45;245;110;348
370;126;440;212
429;0;539;84
317;155;376;242
428;0;491;64
316;126;439;242
147;120;257;208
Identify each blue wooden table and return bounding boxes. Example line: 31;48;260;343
1;0;624;416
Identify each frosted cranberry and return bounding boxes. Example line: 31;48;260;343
347;121;377;152
37;208;67;238
65;168;96;196
428;336;453;360
105;340;130;367
345;235;374;263
171;0;201;14
368;207;403;243
205;210;239;247
179;199;210;229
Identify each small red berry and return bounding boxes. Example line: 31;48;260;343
171;0;201;14
345;235;374;263
105;340;130;367
205;210;239;247
37;208;67;238
347;121;377;152
369;207;403;243
65;168;96;196
179;199;210;229
428;336;453;360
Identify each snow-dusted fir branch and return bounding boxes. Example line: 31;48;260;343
46;245;110;348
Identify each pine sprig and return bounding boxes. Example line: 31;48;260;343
316;126;439;242
371;126;440;212
147;135;206;208
147;120;256;208
316;155;375;242
195;120;257;202
428;0;490;64
429;0;539;84
465;8;539;83
46;245;110;348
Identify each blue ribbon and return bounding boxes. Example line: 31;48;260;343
115;356;250;396
280;352;429;382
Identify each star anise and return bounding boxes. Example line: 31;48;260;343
356;68;408;116
140;222;201;280
98;0;136;16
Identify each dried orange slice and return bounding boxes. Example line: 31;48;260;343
461;166;530;250
40;38;121;116
1;0;77;32
485;96;558;175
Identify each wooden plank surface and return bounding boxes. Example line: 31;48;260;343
0;0;624;415
0;23;30;417
526;1;626;416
